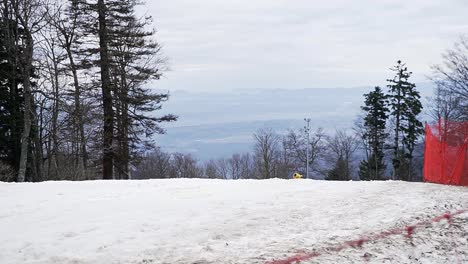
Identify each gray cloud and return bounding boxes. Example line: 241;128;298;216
143;0;468;91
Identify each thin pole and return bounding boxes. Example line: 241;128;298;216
304;118;311;179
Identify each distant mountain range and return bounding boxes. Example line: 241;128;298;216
154;84;434;161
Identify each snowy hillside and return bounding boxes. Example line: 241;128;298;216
0;179;466;264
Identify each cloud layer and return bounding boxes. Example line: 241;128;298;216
145;0;468;91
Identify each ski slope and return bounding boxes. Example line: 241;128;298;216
0;179;467;264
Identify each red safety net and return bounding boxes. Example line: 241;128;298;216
424;120;468;186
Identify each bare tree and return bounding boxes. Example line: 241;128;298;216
227;154;242;180
238;153;254;179
215;158;229;179
169;153;203;178
325;129;359;181
36;24;66;179
253;128;280;179
45;0;89;178
227;153;254;179
283;128;325;177
353;117;370;165
134;148;171;179
431;35;468;121
12;0;46;182
203;153;255;180
429;81;465;122
204;160;221;179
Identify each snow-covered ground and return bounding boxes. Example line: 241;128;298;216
0;179;467;264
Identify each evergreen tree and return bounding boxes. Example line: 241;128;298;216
104;0;177;179
96;0;114;180
387;61;423;181
401;87;424;181
0;7;24;177
327;156;348;181
44;0;177;180
358;154;385;181
358;86;388;180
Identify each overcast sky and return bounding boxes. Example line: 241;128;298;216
145;0;468;92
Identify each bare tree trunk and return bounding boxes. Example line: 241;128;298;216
66;45;87;179
392;90;401;181
31;97;43;181
120;70;130;179
17;34;33;182
98;0;114;180
51;47;60;177
46;112;52;177
49;0;89;179
122;111;129;179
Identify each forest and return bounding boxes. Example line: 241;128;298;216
0;0;177;181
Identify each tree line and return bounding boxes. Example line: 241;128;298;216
0;0;176;182
132;61;421;181
135;46;468;181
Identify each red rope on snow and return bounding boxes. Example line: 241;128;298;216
266;209;468;264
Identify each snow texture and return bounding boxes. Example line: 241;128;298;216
0;179;467;264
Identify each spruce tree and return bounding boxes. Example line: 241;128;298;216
387;61;423;181
96;0;114;180
358;86;389;181
401;86;423;181
327;156;347;181
96;0;176;179
63;0;176;180
0;9;24;176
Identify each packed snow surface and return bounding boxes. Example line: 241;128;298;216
0;179;467;264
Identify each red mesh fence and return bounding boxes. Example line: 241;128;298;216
424;120;468;186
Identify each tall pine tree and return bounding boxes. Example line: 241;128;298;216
387;60;423;181
358;86;389;181
0;3;24;178
96;0;114;180
401;85;423;181
77;0;177;179
107;0;177;179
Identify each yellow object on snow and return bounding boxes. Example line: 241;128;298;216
293;172;303;179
